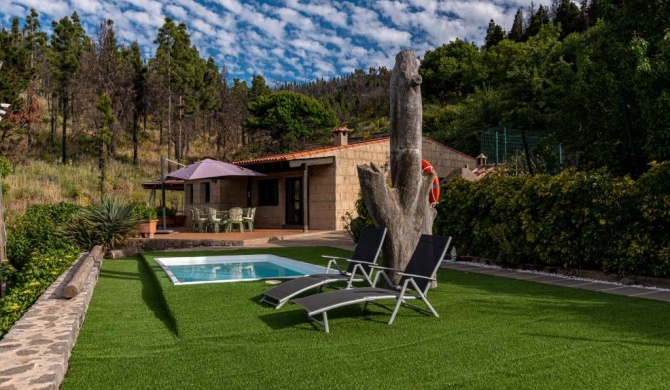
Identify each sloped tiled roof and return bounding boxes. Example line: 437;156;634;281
234;136;475;165
233;138;388;165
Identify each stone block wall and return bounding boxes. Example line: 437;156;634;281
212;137;475;231
308;164;337;230
422;138;477;178
0;248;103;390
333;141;390;230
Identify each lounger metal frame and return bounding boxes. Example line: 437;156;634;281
259;228;387;309
258;256;378;309
296;235;452;333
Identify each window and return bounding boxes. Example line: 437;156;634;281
258;179;278;206
201;182;210;203
186;184;193;204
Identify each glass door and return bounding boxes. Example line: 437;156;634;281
285;177;303;226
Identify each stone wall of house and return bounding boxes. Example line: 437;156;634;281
329;138;476;230
308;163;337;230
252;171;300;229
184;179;245;226
333;141;390;230
218;178;247;209
205;137;476;232
422;138;477;177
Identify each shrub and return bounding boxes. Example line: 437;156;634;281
631;161;670;277
132;203;158;221
0;157;11;196
156;205;177;218
61;196;139;250
0;246;79;336
341;192;374;242
6;202;82;271
434;167;670;278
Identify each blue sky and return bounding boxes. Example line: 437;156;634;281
2;0;553;84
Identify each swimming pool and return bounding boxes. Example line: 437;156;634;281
155;254;332;285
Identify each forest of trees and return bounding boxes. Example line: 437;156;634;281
0;0;669;178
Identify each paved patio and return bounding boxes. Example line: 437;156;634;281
441;261;670;302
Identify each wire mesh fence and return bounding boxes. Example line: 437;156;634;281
481;126;567;174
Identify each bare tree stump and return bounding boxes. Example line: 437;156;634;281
357;50;437;280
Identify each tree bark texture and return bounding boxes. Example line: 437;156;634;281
357;50;437;279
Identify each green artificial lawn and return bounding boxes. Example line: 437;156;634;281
63;247;670;389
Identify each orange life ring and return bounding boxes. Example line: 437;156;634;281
421;159;440;207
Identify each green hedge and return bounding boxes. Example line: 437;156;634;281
6;202;82;271
1;202;82;337
434;163;670;278
0;246;79;336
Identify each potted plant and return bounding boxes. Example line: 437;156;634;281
132;204;159;238
156;206;186;227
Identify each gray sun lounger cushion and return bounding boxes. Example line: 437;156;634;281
293;234;452;333
259;227;387;309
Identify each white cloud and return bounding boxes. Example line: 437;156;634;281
8;0;70;19
346;3;411;48
165;5;188;21
214;0;244;14
240;7;286;39
274;7;315;32
191;18;217;36
122;10;165;29
119;0;163;16
10;0;563;82
71;0;103;15
290;39;329;56
285;0;349;29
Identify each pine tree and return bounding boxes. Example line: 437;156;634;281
95;93;116;199
508;9;525;42
50;12;87;163
484;19;505;48
22;9;47;149
555;0;582;39
525;4;550;40
128;41;147;166
587;0;601;27
152;18;199;163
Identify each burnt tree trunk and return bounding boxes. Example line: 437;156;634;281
357;50;436;280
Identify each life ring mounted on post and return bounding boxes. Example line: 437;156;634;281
421;159;440;207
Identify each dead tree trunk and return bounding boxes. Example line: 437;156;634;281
357;49;436;279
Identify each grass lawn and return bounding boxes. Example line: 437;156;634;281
62;247;670;389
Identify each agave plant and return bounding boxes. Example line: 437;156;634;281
61;196;139;250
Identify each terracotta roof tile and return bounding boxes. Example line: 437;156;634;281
234;137;388;165
234;136;475;165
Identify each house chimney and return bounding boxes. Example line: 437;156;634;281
332;126;350;146
476;153;488;167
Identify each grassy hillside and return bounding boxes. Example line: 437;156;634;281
2;130;187;217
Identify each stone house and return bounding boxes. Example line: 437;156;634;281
185;128;476;231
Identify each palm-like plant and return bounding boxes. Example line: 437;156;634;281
61;196;139;250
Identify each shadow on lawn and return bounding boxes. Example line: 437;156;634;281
253;294;392;332
98;269;141;281
138;256;180;339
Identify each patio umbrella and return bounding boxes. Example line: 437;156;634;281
165;158;266;180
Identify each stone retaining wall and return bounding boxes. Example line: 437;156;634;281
0;248;103;390
107;238;244;258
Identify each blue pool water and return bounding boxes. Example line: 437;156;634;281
155;254;330;285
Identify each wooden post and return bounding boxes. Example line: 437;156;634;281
357;50;437;278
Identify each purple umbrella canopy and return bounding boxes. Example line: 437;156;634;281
165;158;266;180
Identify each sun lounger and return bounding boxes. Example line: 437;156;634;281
259;227;387;309
292;234;452;333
